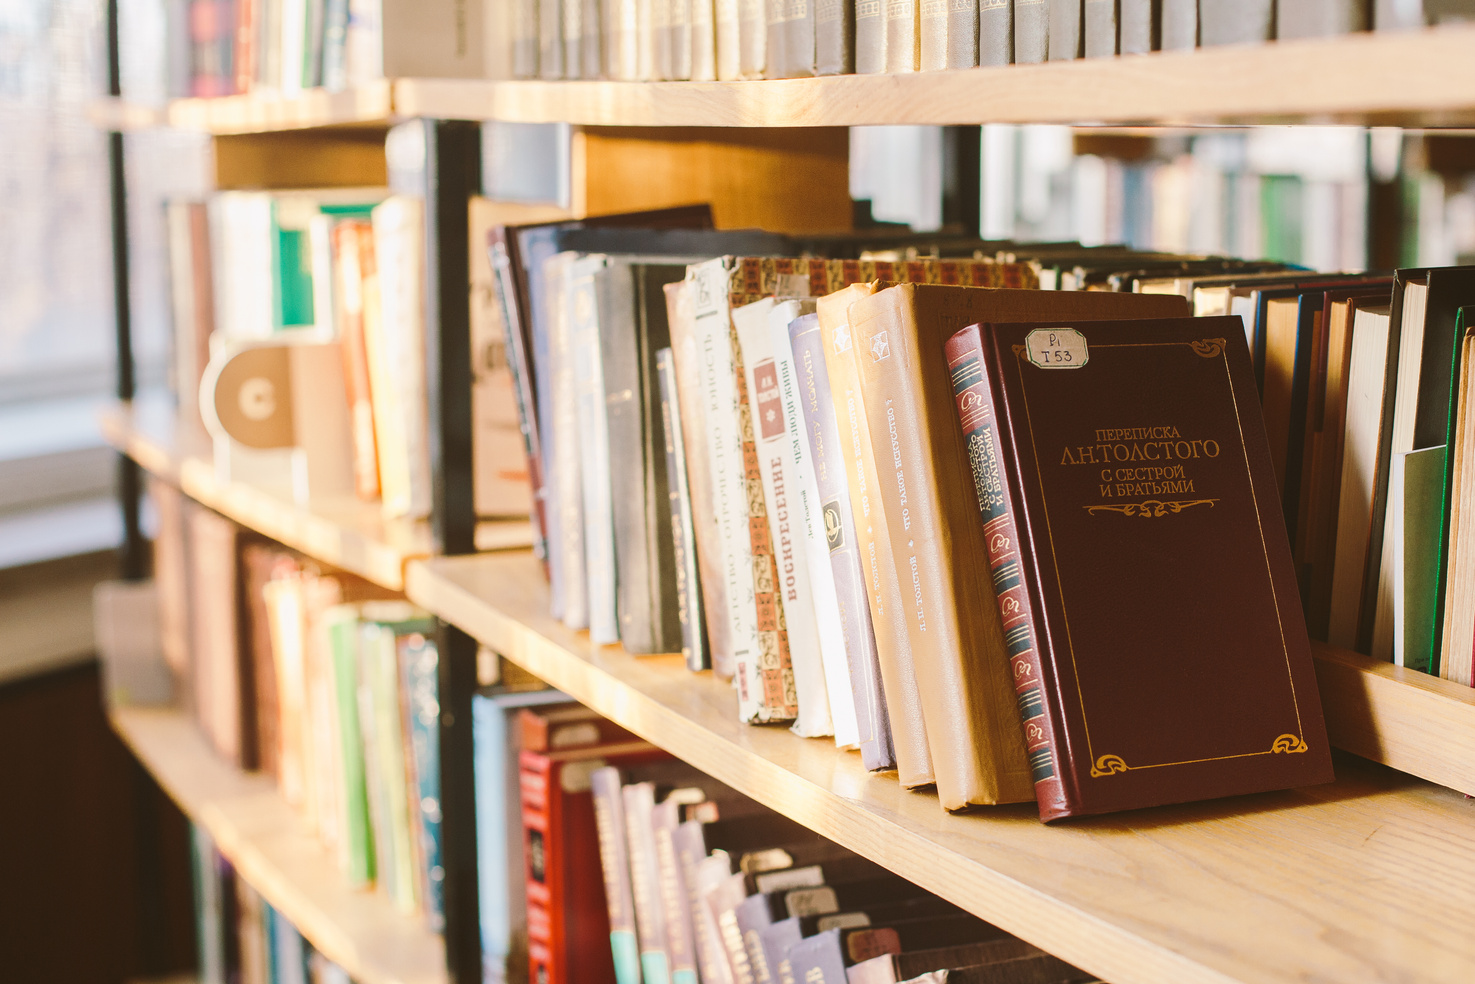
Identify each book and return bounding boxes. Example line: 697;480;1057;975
671;0;695;78
324;605;375;889
651;797;701;984
885;0;920;70
397;629;444;928
624;782;674;984
1277;0;1369;37
657;347;710;671
785;0;818;75
165;200;216;429
1158;0;1194;47
734;296;835;739
790;313;897;771
1374;0;1475;28
849;284;1190;810
687;258;800;724
1395;445;1446;672
1012;0;1047;61
472;688;569;984
815;283;934;790
922;0;978;68
241;543;286;779
816;0;853;72
766;0;791;75
1118;0;1152;51
717;0;743;77
856;0;886;71
185;502;253;768
704;869;758;983
673;821;735;984
738;0;767;75
590;767;648;984
1082;0;1115;56
1442;326;1475;682
547;252;590;630
693;0;718;78
952;316;1334;819
979;0;1011;64
846;938;1047;983
1199;0;1274;43
329;220;382;501
1046;0;1078;57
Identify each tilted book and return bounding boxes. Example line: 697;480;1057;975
950;316;1334;820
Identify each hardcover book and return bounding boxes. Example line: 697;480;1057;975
1012;0;1047;60
950;316;1334;820
657;347;710;670
979;0;1012;64
815;0;853;72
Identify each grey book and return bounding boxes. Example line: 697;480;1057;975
979;0;1012;63
786;0;818;75
540;0;565;77
1278;0;1369;37
740;0;768;75
1046;0;1080;57
563;0;585;76
1375;0;1475;28
815;0;854;72
1119;0;1154;51
856;0;887;71
583;0;604;74
1013;0;1048;61
1083;0;1117;54
1159;0;1195;48
922;0;980;67
1200;0;1274;43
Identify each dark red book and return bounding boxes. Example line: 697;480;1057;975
947;317;1334;821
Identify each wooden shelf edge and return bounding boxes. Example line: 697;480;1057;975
167;80;396;134
109;705;447;984
87;97;166;131
1312;642;1475;796
396;25;1475;128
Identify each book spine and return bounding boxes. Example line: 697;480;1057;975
739;0;767;75
521;751;556;984
513;0;539;75
572;261;620;645
1278;0;1368;38
920;0;948;69
327;614;375;888
734;895;779;982
652;0;673;77
614;0;640;78
549;255;590;630
947;0;980;67
690;260;798;723
790;320;897;772
692;0;718;77
674;822;734;984
1199;0;1273;44
370;197;431;520
786;0;817;76
1158;0;1195;48
624;783;673;984
657;349;711;672
592;768;644;984
815;289;934;788
652;800;700;984
978;0;1011;63
855;0;885;71
564;0;584;76
707;871;758;984
773;312;861;747
397;632;444;929
1082;0;1116;55
1046;0;1079;57
716;0;742;77
1013;0;1046;61
944;325;1070;821
584;0;604;74
766;0;789;77
671;0;693;76
814;0;852;73
234;0;258;91
885;0;918;71
735;301;834;739
332;222;382;501
849;287;1033;810
1118;0;1153;51
665;280;733;677
787;930;848;984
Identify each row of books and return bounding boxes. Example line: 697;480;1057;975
508;0;1475;81
154;478;445;927
165;191;528;521
475;697;1095;984
485;211;1337;820
192;825;357;984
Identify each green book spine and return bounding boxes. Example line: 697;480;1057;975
327;608;375;888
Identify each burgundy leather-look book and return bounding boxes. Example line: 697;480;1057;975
947;316;1334;821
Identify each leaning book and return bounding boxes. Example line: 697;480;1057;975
947;316;1334;821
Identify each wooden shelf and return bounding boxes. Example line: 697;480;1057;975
167;80;395;134
87;97;166;131
110;705;447;984
404;549;1475;984
101;396;532;590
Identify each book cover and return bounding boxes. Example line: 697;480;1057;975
1397;445;1446;672
241;543;286;779
704;869;758;984
734;296;835;739
815;0;853;72
855;0;886;71
673;821;734;984
548;252;591;630
330;220;383;501
1158;0;1195;47
657;347;711;671
693;0;719;78
397;629;444;928
1118;0;1153;51
671;0;695;78
850;285;1186;810
979;0;1011;63
1199;0;1274;43
766;0;791;75
739;0;768;75
185;502;252;768
652;798;701;984
324;605;375;889
1012;0;1046;60
885;0;920;70
1046;0;1079;57
786;929;852;983
591;767;644;984
624;783;674;984
786;0;818;75
972;316;1334;819
1278;0;1368;37
1082;0;1116;55
716;0;743;77
790;313;897;772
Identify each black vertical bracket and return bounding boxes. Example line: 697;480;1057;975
412;117;483;984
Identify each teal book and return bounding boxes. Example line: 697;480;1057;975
326;604;376;888
398;630;444;930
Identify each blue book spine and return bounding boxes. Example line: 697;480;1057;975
789;315;897;771
399;632;444;931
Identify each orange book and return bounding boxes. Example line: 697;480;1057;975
332;221;382;500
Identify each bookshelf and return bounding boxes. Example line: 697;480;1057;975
98;396;533;591
110;704;447;984
402;549;1475;984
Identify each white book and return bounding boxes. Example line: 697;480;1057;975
546;251;589;629
769;299;863;749
612;0;641;78
1371;281;1429;662
734;296;834;739
280;0;308;93
688;259;786;724
571;255;621;644
1328;304;1393;649
690;0;717;79
308;212;335;336
209;192;276;340
714;0;741;78
370;196;432;520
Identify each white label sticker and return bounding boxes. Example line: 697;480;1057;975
1025;327;1089;369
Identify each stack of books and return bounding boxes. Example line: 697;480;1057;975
153;478;446;930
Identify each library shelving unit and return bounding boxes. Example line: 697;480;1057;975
96;20;1475;984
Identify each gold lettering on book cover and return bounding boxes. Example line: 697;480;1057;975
1084;498;1218;518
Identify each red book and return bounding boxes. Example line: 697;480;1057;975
947;317;1334;821
519;706;664;984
